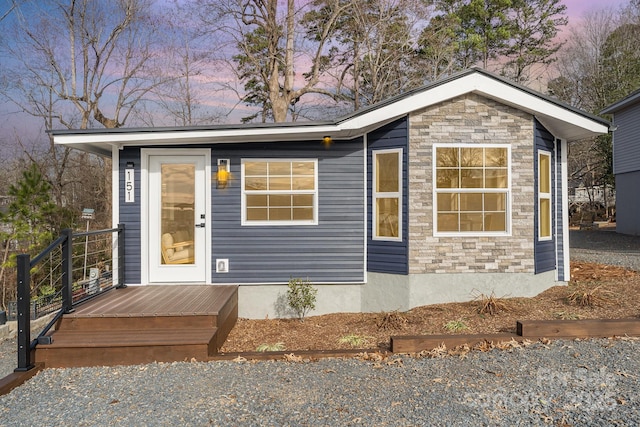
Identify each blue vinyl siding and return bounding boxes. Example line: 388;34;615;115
211;140;365;283
534;119;556;274
367;117;409;275
613;105;640;175
119;147;142;284
612;103;640;235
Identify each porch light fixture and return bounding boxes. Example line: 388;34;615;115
216;159;230;189
322;135;333;148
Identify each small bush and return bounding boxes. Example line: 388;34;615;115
444;320;468;332
256;342;286;352
287;277;317;321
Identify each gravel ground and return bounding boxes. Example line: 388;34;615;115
0;229;639;426
0;338;639;426
0;337;15;382
570;229;640;271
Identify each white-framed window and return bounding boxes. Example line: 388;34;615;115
241;159;318;225
372;148;402;241
538;150;552;240
433;144;511;236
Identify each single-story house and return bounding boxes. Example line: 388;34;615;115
52;68;609;318
602;88;640;236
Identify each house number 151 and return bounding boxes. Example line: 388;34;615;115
125;168;135;203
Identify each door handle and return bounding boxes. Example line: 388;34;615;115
195;223;205;228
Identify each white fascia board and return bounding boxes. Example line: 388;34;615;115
339;73;608;140
340;74;480;132
53;124;343;146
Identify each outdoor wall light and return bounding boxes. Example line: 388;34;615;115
126;161;134;168
322;135;333;148
216;159;230;189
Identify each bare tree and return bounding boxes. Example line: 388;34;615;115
1;0;168;130
197;0;351;122
0;0;171;218
549;4;640;217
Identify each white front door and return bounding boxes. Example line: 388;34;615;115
147;153;208;283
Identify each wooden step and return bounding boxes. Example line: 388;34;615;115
35;328;218;368
517;319;640;338
57;314;219;331
391;333;518;353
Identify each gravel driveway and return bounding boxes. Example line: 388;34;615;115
570;229;640;271
1;229;639;426
0;339;639;426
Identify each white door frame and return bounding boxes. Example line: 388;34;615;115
141;148;211;284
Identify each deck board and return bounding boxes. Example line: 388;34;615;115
67;285;237;317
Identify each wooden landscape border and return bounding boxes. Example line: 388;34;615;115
391;318;640;353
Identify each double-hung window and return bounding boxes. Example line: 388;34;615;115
373;149;402;240
434;145;510;235
538;151;552;240
242;159;317;225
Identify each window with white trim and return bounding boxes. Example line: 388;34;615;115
242;159;317;225
538;151;552;240
434;145;510;235
373;149;402;240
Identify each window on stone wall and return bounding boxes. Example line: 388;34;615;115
373;149;402;240
242;159;317;225
434;145;510;235
538;151;552;240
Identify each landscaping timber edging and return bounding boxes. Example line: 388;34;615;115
517;319;640;338
391;318;640;354
0;363;44;396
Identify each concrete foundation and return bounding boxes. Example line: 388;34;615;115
237;271;563;319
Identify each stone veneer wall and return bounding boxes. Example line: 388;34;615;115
408;93;536;274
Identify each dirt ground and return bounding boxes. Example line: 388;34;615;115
220;262;640;353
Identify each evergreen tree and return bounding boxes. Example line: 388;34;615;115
5;163;57;254
500;0;567;83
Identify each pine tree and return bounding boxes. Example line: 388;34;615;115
6;163;57;254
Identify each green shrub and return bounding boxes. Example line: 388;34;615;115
287;277;317;322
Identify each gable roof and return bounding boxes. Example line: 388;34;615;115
52;68;609;157
601;87;640;115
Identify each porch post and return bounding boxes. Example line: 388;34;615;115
116;223;127;288
15;254;34;372
61;228;74;313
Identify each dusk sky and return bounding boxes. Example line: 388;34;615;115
0;0;635;151
564;0;629;18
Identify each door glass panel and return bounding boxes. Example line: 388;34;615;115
161;163;195;265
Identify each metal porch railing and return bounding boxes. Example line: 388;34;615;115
14;225;125;372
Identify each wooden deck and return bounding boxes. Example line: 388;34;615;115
34;285;238;368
